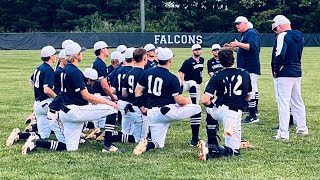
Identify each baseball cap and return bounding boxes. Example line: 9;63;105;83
125;48;136;59
119;54;125;64
155;47;163;54
192;44;202;51
111;51;121;60
248;22;253;28
158;48;174;61
94;41;108;51
61;39;74;49
272;15;291;27
41;46;58;57
59;49;65;59
83;68;98;81
211;44;221;51
65;42;86;56
234;16;249;23
144;44;156;52
116;45;127;53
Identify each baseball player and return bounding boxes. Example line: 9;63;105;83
6;46;58;146
57;42;119;152
133;48;202;155
271;15;308;140
178;44;203;146
227;16;261;123
116;44;127;54
21;68;99;154
55;39;74;70
88;41;118;139
198;49;253;161
107;51;122;76
207;44;223;77
112;48;135;135
144;43;157;70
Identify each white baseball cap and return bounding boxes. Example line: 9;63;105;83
94;41;108;51
119;54;125;63
41;46;58;57
192;44;202;51
234;16;249;23
144;44;156;52
116;45;127;53
211;44;221;51
272;15;291;27
83;68;98;80
125;47;135;59
65;42;86;56
248;22;253;28
59;49;65;59
155;47;163;54
111;51;121;60
158;48;174;61
61;39;74;49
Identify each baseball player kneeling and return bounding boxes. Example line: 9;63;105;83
133;48;202;155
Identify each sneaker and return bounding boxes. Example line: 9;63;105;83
22;135;39;155
102;144;121;153
272;135;289;141
133;138;148;155
243;116;259;124
296;130;308;136
190;139;199;147
6;128;21;146
197;140;208;161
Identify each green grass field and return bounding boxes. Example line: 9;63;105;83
0;47;319;179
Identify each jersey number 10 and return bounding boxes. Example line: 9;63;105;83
148;75;163;96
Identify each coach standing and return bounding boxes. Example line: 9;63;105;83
229;16;261;124
271;15;308;140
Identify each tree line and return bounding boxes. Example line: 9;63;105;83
0;0;319;33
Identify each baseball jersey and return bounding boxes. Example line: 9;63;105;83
53;66;64;94
123;67;145;105
30;62;54;101
271;30;303;78
204;68;252;111
179;57;204;84
61;63;88;106
92;57;108;96
108;65;122;86
106;65;115;76
144;60;154;70
138;67;182;108
151;60;158;67
207;57;223;75
237;29;261;75
112;66;133;101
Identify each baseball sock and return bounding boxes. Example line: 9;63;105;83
190;113;201;142
117;111;122;126
206;114;219;145
19;132;38;140
248;98;257;118
112;131;135;143
104;113;117;147
255;92;259;114
36;140;66;151
289;108;294;125
189;86;197;104
146;141;157;151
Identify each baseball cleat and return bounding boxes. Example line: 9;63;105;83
96;132;105;142
190;139;198;147
240;140;255;149
272;135;289;141
133;138;148;155
296;130;309;136
102;144;121;153
80;132;86;138
6;128;21;146
24;120;37;132
22;135;39;155
197;140;208;161
25;112;36;124
86;128;100;140
79;138;86;144
243;116;259;124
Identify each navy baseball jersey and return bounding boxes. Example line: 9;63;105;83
30;62;54;101
106;65;115;76
207;57;223;75
204;68;252;111
138;67;182;108
144;60;154;70
53;66;64;94
123;67;145;105
179;57;204;84
61;63;88;106
151;60;158;67
108;65;122;86
91;57;108;96
112;66;133;101
237;29;261;75
49;92;63;111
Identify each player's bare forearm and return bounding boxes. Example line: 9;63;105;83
177;71;184;85
174;95;191;105
44;86;56;99
202;94;211;106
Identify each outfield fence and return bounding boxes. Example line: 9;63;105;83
0;32;319;50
